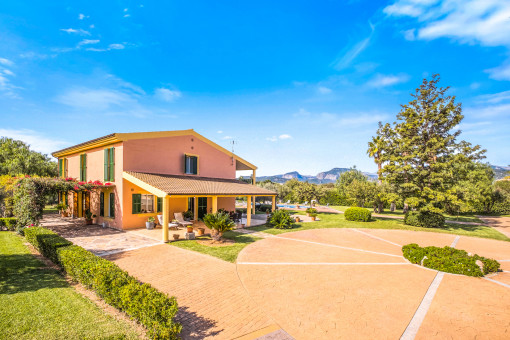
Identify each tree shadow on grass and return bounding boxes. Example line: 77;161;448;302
0;254;68;295
176;306;221;339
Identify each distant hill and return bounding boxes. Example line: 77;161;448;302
257;167;377;184
492;165;510;180
256;165;509;184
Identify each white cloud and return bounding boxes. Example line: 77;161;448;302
124;8;129;12
56;88;134;111
0;129;67;156
467;90;510;117
485;63;510;81
124;14;131;18
155;88;182;102
78;14;89;20
266;134;292;142
384;1;510;57
217;130;223;134
367;73;410;87
475;90;510;104
470;82;481;90
222;136;233;140
108;43;125;50
0;58;13;66
331;22;375;70
77;39;100;47
403;29;416;41
60;28;90;36
317;86;332;94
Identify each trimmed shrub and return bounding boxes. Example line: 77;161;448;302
0;217;17;231
404;210;445;228
344;207;371;222
268;209;294;229
57;245;181;339
24;226;72;264
402;243;500;277
305;208;318;214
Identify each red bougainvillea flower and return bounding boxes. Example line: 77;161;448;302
78;181;85;185
105;182;112;186
74;186;79;191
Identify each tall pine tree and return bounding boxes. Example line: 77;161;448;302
370;75;486;211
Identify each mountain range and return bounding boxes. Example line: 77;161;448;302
257;165;510;184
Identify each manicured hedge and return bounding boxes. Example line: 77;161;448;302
404;210;445;228
24;226;73;265
0;217;17;231
22;226;181;339
344;207;371;222
402;243;500;277
57;246;181;339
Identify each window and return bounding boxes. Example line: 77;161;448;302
109;192;115;217
79;154;87;181
99;192;104;217
184;154;198;175
157;197;163;213
132;194;155;214
58;158;68;178
104;147;115;182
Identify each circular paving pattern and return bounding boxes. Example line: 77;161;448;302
236;228;510;339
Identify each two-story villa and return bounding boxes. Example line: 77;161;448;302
52;129;277;242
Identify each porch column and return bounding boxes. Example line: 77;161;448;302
162;196;170;243
272;196;276;212
252;196;256;214
194;196;198;221
212;196;218;213
252;169;256;186
247;195;252;227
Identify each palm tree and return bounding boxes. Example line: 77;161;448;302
367;135;383;183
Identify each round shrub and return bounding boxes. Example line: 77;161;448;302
305;208;318;214
344;207;371;222
268;209;294;229
404;210;445;228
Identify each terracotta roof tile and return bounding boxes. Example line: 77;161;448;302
125;171;277;196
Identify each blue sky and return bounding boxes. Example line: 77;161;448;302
0;0;509;176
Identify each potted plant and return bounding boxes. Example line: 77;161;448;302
84;209;96;225
295;216;301;222
265;208;270;215
309;212;318;221
146;216;156;230
197;227;205;236
173;234;180;240
203;211;235;242
306;208;318;217
183;210;194;221
186;225;194;233
57;203;68;217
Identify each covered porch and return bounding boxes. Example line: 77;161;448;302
123;171;277;242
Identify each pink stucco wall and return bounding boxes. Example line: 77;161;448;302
123;135;236;179
62;142;124;229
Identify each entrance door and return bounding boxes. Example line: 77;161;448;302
197;197;207;220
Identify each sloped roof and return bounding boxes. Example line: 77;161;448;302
124;171;277;196
51;129;256;170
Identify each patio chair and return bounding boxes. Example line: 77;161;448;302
157;214;179;230
174;212;193;227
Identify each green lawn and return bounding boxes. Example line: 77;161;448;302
170;230;260;262
250;211;510;242
42;205;59;214
0;232;139;340
329;205;485;224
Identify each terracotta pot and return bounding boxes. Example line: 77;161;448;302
187;226;194;233
61;212;68;217
173;234;180;240
198;228;205;236
295;217;300;222
311;216;316;221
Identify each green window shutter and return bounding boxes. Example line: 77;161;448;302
104;149;108;181
132;194;141;214
109;193;115;217
79;155;84;181
192;156;198;174
157;197;162;213
83;154;87;181
184;154;188;173
59;159;63;177
109;147;115;181
100;192;104;217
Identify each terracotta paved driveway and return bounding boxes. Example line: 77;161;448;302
237;229;510;339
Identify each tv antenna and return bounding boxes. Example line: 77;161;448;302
231;140;237;165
